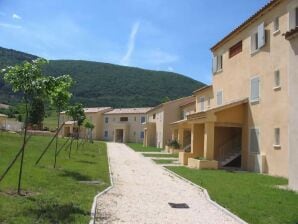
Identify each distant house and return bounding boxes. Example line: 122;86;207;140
60;107;112;140
0;114;8;130
143;96;195;149
0;104;9;109
103;108;151;143
171;0;298;191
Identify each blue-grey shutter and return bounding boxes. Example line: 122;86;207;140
250;129;260;154
258;22;265;48
216;91;223;105
251;77;260;101
212;56;217;74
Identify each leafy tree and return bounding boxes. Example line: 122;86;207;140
66;103;86;157
48;75;73;168
84;120;95;143
28;97;45;129
0;58;54;195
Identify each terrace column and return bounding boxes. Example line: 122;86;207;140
204;122;215;160
178;128;184;148
191;124;204;156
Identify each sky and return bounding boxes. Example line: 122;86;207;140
0;0;268;84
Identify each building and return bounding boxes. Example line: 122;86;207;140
60;107;112;140
144;96;196;149
103;108;151;143
173;0;298;190
0;114;8;130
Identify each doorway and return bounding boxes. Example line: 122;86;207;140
115;129;124;143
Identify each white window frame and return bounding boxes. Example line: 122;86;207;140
251;22;266;54
212;54;223;74
141;116;146;124
249;127;260;154
250;76;260;104
273;17;280;34
216;90;223;106
199;96;205;112
105;117;109;124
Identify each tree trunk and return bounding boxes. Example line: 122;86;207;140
54;110;60;168
17;100;28;195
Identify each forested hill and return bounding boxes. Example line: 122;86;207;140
0;47;205;107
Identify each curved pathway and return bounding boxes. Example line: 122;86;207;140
95;143;240;224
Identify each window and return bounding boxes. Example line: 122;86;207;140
120;117;128;122
274;128;280;146
274;70;281;88
133;132;136;136
207;97;211;107
104;131;108;138
250;77;260;103
140;131;144;139
200;96;205;111
134;117;137;122
216;90;223;106
273;17;280;32
229;41;242;58
153;114;156;119
141;116;146;123
251;23;265;53
250;128;260;154
105;117;109;123
212;55;223;74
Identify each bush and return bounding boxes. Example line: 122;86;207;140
167;140;180;149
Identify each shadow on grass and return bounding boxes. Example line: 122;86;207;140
25;198;88;223
76;160;96;165
59;170;92;181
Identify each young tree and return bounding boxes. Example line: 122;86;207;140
48;75;73;168
0;58;52;195
66;103;86;157
84;121;95;143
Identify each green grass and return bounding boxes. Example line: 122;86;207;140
0;132;110;224
167;167;298;224
152;159;175;164
127;143;161;152
142;153;178;158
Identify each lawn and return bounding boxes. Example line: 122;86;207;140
142;153;178;158
167;167;298;224
152;159;175;164
127;143;162;152
0;132;110;224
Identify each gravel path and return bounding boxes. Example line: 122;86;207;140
95;143;240;224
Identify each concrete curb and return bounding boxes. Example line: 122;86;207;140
163;167;248;224
89;143;114;224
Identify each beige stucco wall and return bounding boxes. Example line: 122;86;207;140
103;113;146;143
0;116;7;129
203;0;294;177
287;0;298;190
146;96;195;148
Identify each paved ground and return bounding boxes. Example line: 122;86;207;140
95;143;240;224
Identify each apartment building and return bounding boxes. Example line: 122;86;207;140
174;0;298;190
143;96;195;149
60;107;112;140
103;108;151;143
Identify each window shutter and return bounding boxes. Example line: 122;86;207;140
274;70;280;87
250;128;260;154
258;22;265;48
212;56;217;74
296;7;298;27
251;77;260;101
216;91;223;105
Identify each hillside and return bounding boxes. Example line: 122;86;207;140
0;47;205;107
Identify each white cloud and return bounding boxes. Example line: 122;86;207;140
12;13;22;20
167;66;174;72
120;21;140;66
0;23;22;29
